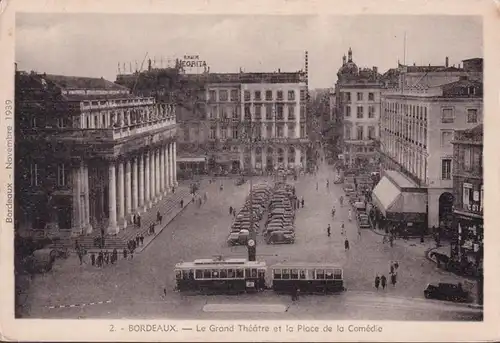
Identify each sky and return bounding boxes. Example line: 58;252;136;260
16;14;482;89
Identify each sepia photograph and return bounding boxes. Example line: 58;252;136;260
11;12;486;323
2;1;499;340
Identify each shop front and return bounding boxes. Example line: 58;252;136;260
451;211;483;276
177;157;207;179
371;170;427;235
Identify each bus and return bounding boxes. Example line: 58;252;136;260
174;257;267;293
270;263;344;294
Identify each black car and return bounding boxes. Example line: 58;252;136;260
424;282;470;302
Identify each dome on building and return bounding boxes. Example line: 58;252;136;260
337;47;359;77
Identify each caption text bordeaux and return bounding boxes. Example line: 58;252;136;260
4;99;14;224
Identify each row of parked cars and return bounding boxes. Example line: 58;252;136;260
264;183;296;245
227;184;273;246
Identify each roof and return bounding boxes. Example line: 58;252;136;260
384;170;418;189
182;71;306;84
43;74;129;91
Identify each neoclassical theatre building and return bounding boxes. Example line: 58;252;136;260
15;72;177;237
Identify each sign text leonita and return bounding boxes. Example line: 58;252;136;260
181;55;208;68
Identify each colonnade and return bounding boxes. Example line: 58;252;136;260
107;141;177;234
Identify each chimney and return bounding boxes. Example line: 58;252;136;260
148;59;152;71
446;56;449;67
278;68;281;73
373;66;378;74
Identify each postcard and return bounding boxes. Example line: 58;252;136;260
0;0;499;341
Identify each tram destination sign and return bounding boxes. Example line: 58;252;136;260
181;55;208;68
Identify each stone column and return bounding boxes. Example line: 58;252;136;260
239;148;244;170
155;149;161;199
173;142;178;186
132;156;138;218
83;163;93;234
163;145;169;195
250;148;256;171
144;151;150;210
284;149;289;169
168;143;174;188
262;149;267;171
138;154;144;210
71;164;82;235
160;146;165;196
107;162;119;234
149;149;155;205
117;160;127;228
295;147;301;168
125;159;132;221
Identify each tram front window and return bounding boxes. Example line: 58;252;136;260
175;270;182;280
251;269;258;278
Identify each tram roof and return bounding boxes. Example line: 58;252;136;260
175;259;266;268
270;262;343;269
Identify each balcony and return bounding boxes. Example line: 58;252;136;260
81;97;155;111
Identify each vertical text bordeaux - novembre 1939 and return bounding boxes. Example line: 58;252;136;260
5;99;14;224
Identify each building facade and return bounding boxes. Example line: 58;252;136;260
335;48;382;168
204;72;309;173
16;72;177;238
379;60;483;229
451;125;483;269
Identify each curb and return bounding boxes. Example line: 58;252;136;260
137;196;194;253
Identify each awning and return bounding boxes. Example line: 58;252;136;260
371;177;401;216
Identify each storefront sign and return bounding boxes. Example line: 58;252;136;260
180;55;208;69
473;191;479;202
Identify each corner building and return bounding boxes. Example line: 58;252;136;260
376;58;483;231
15;72;177;237
205;72;309;173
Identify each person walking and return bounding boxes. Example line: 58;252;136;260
135;234;140;247
229;206;233;215
348;209;352;222
341;222;345;235
112;248;118;264
123;248;128;260
90;253;96;266
381;275;387;289
98;251;104;268
375;275;380;290
316;182;318;191
157;211;162;224
327;224;331;237
180;199;184;208
391;272;397;287
326;180;329;189
340;196;344;207
301;198;304;208
344;238;350;251
139;234;144;246
137;214;141;228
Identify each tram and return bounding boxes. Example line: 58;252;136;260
270;263;344;294
174;257;266;293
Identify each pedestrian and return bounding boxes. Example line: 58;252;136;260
98;251;104;268
229;206;233;215
151;223;156;235
348;209;352;222
163;288;167;297
105;252;109;265
172;186;175;193
391;273;397;287
180;199;184;208
390;263;394;274
204;192;208;202
137;214;141;228
233;211;236;218
135;234;140;246
90;253;96;266
394;262;399;270
381;275;387;289
77;250;83;265
375;275;380;290
123;248;128;260
112;248;118;264
344;238;350;250
301;198;304;208
132;214;136;226
130;248;134;260
327;224;331;237
326;180;329;189
341;222;345;235
316;182;318;191
140;235;144;245
157;211;161;224
340;196;344;207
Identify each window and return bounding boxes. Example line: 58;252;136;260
232;125;239;139
288;90;295;101
195;269;203;279
300;105;306;120
463;183;472;208
464;147;473;171
255;106;262;120
300;124;306;138
273;269;282;279
346;92;351;102
357;106;364;119
441;159;452;180
244;105;251;120
345;106;351;117
277;91;283;100
244;91;251;101
209;126;216;139
344;125;351;140
230;90;238;101
227;269;235;278
299;270;306;279
235;269;244;278
276;105;284;120
441;108;454;123
316;269;325;279
267;124;273;138
325;270;334;280
357;126;364;140
288;106;295;120
441;130;453;147
282;269;290;279
300;89;306;101
277;124;284;138
57;163;68;186
30;163;38;186
368;126;375;139
467;109;478;123
254;91;261;101
266;105;273;120
202;269;211;279
57;117;66;128
219;90;228;102
209;90;216;101
220;269;228;278
265;90;273;101
334;269;342;280
221;126;227;139
183;129;190;142
368;105;375;118
291;269;299;279
357;92;363;101
368;92;375;101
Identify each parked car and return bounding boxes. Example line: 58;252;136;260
266;230;295;244
423;282;470;302
227;230;250;246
